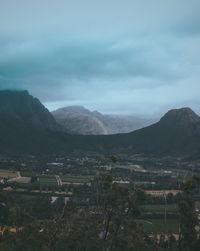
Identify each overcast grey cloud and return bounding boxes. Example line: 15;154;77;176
0;0;200;116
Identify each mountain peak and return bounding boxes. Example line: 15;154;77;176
53;106;91;115
160;107;200;125
0;89;29;97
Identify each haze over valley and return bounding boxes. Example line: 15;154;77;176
52;105;157;135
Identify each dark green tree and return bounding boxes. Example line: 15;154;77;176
178;177;200;251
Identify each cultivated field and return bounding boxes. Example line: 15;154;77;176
143;204;178;213
60;175;93;184
38;175;57;186
137;219;179;233
0;169;18;179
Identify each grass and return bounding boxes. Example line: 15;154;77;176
60;175;93;183
195;201;200;210
137;219;179;233
38;175;57;186
143;204;178;213
20;171;35;177
139;203;180;233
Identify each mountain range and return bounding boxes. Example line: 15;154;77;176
0;90;200;157
52;106;156;135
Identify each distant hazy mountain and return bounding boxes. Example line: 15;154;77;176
52;106;156;135
52;106;108;135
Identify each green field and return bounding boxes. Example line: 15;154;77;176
60;175;93;183
20;171;35;177
38;175;57;186
19;172;93;185
137;219;179;233
195;201;200;210
20;172;58;186
143;204;178;213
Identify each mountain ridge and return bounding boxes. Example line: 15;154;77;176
52;105;155;135
0;90;200;157
0;90;61;131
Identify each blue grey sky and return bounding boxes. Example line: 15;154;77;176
0;0;200;116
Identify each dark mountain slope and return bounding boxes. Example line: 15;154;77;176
104;108;200;155
0;90;60;131
0;90;63;153
0;90;199;157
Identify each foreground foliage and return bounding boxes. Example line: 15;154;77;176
0;175;200;250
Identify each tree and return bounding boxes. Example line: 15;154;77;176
178;176;200;251
92;174;155;251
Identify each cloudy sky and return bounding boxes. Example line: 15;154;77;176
0;0;200;116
